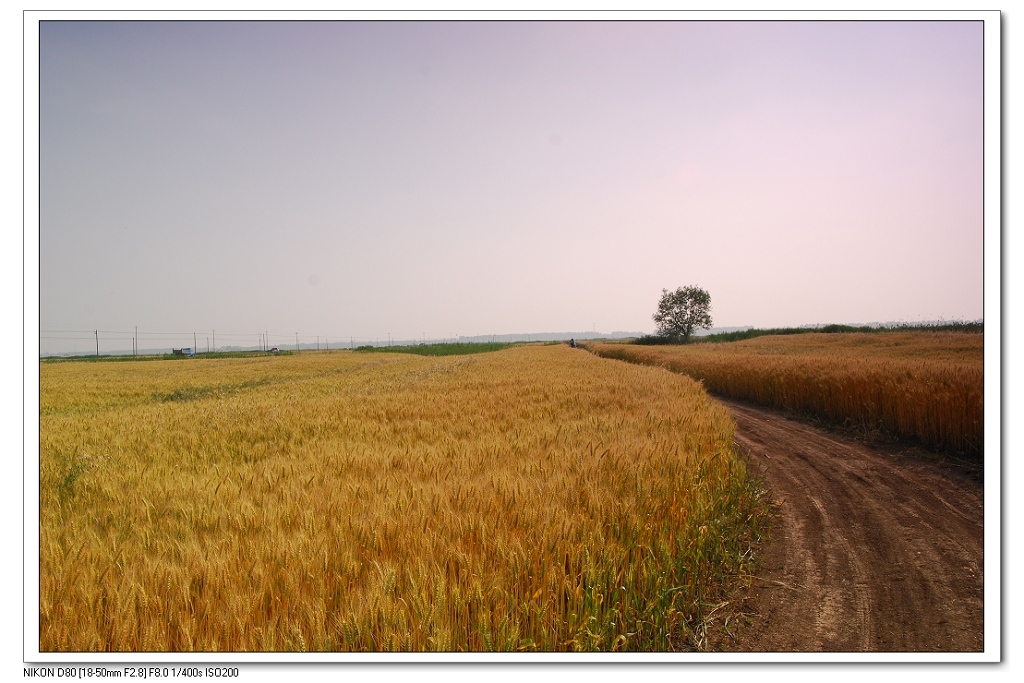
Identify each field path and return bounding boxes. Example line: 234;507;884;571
712;398;984;652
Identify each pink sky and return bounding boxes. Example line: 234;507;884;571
36;19;985;351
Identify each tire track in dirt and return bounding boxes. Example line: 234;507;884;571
711;398;984;652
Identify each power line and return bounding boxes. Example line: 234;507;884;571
41;325;483;354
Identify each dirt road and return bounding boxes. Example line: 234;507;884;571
710;398;985;652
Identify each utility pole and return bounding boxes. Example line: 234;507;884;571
135;326;138;357
95;330;98;357
194;332;197;354
213;330;216;353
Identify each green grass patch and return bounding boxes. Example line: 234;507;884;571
41;350;295;363
152;378;272;403
352;342;514;356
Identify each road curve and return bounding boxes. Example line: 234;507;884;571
711;398;985;652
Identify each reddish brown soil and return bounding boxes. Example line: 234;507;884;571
708;398;985;652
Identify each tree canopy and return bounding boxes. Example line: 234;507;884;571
653;286;713;343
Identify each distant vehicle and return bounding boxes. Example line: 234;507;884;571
269;347;280;353
172;348;195;357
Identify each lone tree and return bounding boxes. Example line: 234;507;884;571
653;285;713;343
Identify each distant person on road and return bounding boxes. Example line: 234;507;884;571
569;338;577;348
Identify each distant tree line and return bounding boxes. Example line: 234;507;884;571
634;320;983;345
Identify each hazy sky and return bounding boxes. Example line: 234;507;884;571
38;20;984;352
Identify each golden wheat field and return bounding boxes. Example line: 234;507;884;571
39;345;766;652
588;332;983;456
